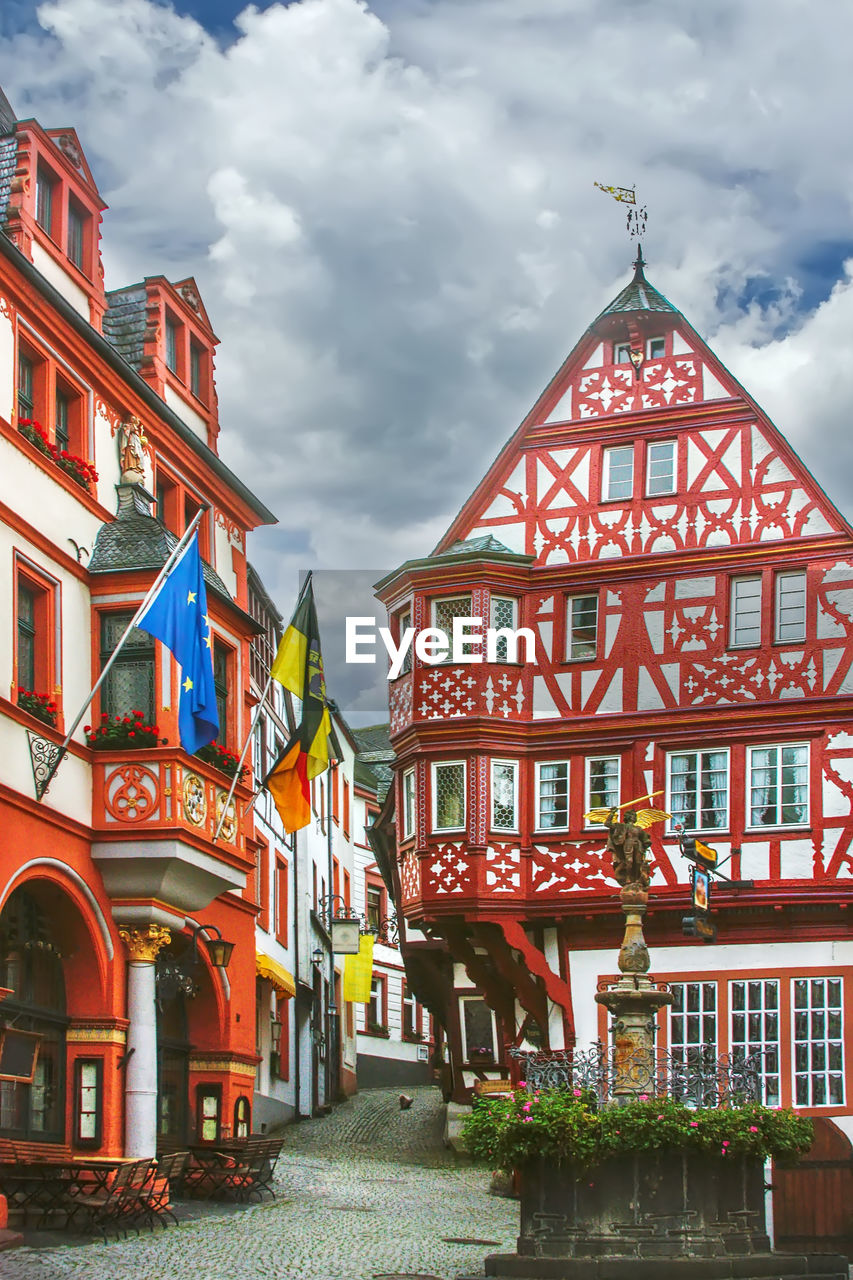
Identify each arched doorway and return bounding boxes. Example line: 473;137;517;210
773;1117;853;1258
0;887;68;1142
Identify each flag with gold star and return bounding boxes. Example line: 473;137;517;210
136;531;219;752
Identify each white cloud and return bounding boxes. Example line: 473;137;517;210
5;0;853;710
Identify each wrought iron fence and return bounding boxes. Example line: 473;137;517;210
508;1044;766;1108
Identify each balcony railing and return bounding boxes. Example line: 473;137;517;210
91;746;249;852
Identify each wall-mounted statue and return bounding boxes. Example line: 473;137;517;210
118;415;149;485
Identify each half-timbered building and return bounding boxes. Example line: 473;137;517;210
376;248;853;1169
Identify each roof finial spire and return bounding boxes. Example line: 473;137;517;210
633;242;647;279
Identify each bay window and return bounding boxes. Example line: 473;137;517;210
490;759;518;831
432;761;466;832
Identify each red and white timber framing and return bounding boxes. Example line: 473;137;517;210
377;254;853;1123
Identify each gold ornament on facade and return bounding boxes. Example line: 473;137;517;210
117;415;149;484
118;924;171;963
183;773;207;825
215;790;237;843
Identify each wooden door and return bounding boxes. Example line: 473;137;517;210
773;1118;853;1257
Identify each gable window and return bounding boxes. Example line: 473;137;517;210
35;166;56;237
614;341;631;364
17;351;34;420
212;641;229;746
67;198;87;273
730;576;762;648
432;761;466;832
603;444;634;501
667;749;729;831
586;755;620;818
490;759;518;831
748;743;808;828
647;336;666;359
490;596;517;663
402;768;415;839
165;314;180;375
100;612;155;723
536;761;569;830
566;593;598;660
646;440;676;496
794;978;843;1106
775;570;806;643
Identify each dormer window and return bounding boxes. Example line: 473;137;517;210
165;314;180;375
614;341;631;364
648;336;666;359
36;165;56;237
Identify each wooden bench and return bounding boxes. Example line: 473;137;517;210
0;1139;76;1226
0;1139;74;1164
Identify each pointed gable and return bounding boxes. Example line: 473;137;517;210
437;251;851;564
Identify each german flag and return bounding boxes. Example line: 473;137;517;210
265;577;336;832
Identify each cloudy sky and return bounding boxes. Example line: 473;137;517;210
4;0;853;720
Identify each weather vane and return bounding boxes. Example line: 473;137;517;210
594;181;648;241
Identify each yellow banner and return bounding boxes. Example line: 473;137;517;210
343;933;373;1002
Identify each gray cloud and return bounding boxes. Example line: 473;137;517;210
4;0;853;717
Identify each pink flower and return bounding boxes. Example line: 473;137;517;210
657;1115;664;1120
689;1121;699;1128
573;1089;582;1097
639;1094;648;1101
749;1126;759;1133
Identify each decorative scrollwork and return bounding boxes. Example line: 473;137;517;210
509;1044;766;1108
105;763;158;823
27;731;63;800
215;790;237;843
183;773;207;826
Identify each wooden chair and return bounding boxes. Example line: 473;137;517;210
142;1151;189;1229
65;1158;153;1242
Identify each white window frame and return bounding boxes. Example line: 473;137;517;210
397;606;413;675
614;341;631;364
746;742;810;831
402;768;415;840
645;440;676;497
602;444;634;502
668;980;718;1070
566;593;599;661
431;594;475;665
730;978;781;1107
774;570;807;644
647;335;666;360
490;595;518;663
431;760;467;833
535;760;570;832
730;575;762;649
792;976;844;1108
585;755;621;826
459;994;498;1061
666;748;730;833
490;758;519;832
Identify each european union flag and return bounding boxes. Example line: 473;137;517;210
137;533;219;753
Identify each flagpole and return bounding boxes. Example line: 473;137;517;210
212;570;314;843
33;508;207;801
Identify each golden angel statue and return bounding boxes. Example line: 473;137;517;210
584;792;670;890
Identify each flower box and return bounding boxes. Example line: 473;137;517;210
17;689;58;727
193;741;247;781
18;419;98;494
86;710;161;750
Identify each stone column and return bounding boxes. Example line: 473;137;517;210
119;925;171;1158
594;886;673;1103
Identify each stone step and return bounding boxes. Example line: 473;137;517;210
0;1228;23;1251
455;1251;850;1280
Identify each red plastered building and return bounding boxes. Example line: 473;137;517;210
0;84;276;1162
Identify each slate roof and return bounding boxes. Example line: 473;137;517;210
102;286;148;371
89;486;232;604
353;723;394;801
0;134;18;231
592;247;679;324
435;534;515;558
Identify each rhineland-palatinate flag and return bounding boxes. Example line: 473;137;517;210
265;577;335;832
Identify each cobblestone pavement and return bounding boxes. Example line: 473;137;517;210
2;1087;517;1280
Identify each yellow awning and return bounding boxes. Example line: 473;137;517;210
255;952;296;997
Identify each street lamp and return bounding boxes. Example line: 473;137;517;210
195;924;234;969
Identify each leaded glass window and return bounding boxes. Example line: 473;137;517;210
432;762;465;831
490;596;516;663
491;760;517;830
100;612;155;724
